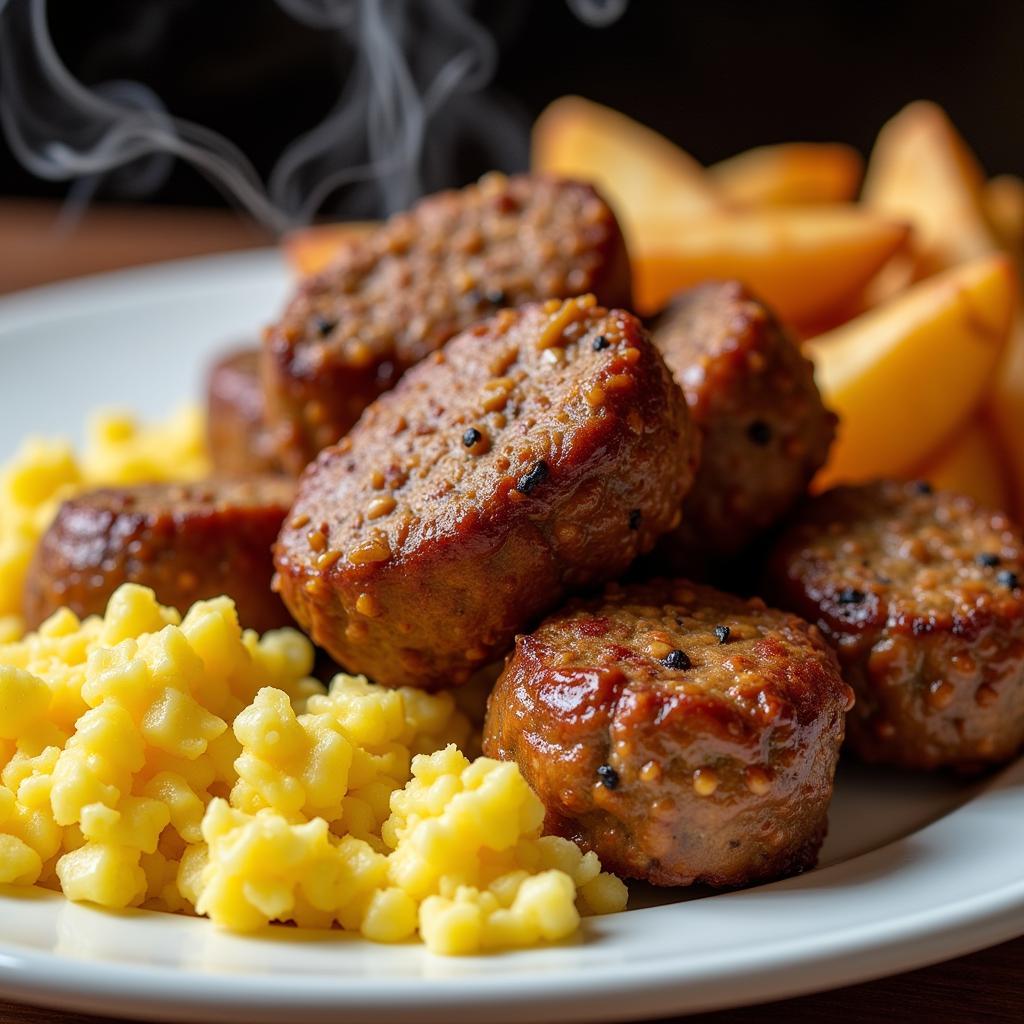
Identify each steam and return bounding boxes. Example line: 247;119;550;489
0;0;627;232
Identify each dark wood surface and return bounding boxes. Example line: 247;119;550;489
0;200;1020;1024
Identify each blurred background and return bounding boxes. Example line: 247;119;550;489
1;0;1023;290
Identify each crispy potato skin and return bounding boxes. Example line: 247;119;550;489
25;479;295;634
274;300;696;690
766;481;1024;770
263;174;632;473
484;580;851;887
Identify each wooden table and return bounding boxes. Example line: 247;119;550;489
0;199;1020;1023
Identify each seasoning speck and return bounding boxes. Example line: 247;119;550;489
628;509;641;530
837;587;866;605
596;764;619;790
312;314;335;337
976;552;1001;568
462;427;482;448
747;420;772;446
516;460;549;495
912;480;933;495
714;625;730;644
592;334;610;351
997;569;1020;590
662;649;691;670
486;288;507;306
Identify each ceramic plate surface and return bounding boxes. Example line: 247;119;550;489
1;252;1022;1023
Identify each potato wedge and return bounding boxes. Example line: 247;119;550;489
990;318;1024;518
810;254;1016;486
984;174;1024;259
532;95;725;243
633;206;910;322
282;221;377;277
863;101;997;279
915;415;1011;512
710;143;863;207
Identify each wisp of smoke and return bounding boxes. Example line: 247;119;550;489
0;0;628;232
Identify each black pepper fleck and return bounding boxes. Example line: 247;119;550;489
312;314;335;337
592;334;610;351
837;587;866;605
628;509;641;530
516;460;549;494
462;427;482;448
977;553;1001;568
596;764;619;790
714;625;730;644
747;420;772;446
486;288;507;306
912;480;933;495
662;649;691;670
997;570;1020;590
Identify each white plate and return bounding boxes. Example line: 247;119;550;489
0;252;1022;1024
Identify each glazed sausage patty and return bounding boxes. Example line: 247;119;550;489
483;579;851;887
24;478;295;633
274;296;696;690
263;173;632;472
206;347;283;477
650;281;835;573
766;481;1024;770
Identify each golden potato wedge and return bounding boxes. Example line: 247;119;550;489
984;174;1024;260
282;221;377;277
532;95;725;243
990;318;1024;518
863;100;997;280
915;415;1011;512
633;206;910;322
710;143;863;207
811;255;1016;487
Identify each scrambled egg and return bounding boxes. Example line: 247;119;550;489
0;584;626;954
0;407;209;636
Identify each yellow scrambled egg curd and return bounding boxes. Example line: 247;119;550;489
0;406;209;634
0;584;626;954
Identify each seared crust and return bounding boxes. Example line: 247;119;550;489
206;348;284;477
766;481;1024;769
483;579;851;887
651;282;835;572
263;174;632;472
24;478;295;633
274;297;696;690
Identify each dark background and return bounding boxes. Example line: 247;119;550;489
1;0;1022;220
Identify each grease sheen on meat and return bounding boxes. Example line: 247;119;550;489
24;478;295;634
766;481;1024;770
483;579;852;887
650;281;835;573
274;296;697;690
206;347;284;477
263;173;632;471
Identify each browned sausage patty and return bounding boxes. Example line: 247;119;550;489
765;481;1024;770
263;173;633;472
24;478;295;634
650;281;835;573
274;296;696;690
483;579;851;887
206;347;284;477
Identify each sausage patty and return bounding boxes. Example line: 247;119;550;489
24;478;295;634
483;579;851;887
765;481;1024;770
263;173;633;472
206;347;284;477
650;281;835;573
274;296;696;690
